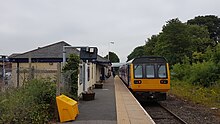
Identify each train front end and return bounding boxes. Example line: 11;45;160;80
130;57;170;101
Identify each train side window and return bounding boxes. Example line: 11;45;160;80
158;64;167;78
146;65;155;78
134;65;143;78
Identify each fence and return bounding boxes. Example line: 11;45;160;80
0;63;79;98
0;66;12;91
0;64;61;92
0;62;106;99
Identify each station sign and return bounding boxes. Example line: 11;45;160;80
80;47;98;61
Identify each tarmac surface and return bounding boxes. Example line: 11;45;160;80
62;76;155;124
65;76;117;124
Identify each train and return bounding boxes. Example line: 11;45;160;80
119;56;170;101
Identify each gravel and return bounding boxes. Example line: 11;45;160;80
160;94;220;124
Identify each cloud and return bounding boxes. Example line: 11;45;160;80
0;0;219;62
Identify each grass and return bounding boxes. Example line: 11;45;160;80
169;80;220;109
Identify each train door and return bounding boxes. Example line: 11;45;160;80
127;64;130;87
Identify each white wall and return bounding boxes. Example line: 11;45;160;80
78;64;83;96
78;62;99;95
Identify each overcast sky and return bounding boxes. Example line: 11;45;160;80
0;0;219;62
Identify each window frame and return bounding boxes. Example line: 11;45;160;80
133;64;144;79
157;63;168;78
145;64;156;78
133;63;168;79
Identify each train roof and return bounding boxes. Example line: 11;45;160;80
132;56;167;64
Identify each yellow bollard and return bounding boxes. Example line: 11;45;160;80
56;94;79;123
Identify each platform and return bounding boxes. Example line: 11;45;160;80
63;76;155;124
115;76;155;124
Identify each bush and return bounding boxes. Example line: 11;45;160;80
189;61;219;87
171;63;191;81
172;61;220;87
0;78;56;123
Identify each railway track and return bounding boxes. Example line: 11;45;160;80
142;102;188;124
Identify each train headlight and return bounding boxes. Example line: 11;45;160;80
160;80;168;84
134;80;142;84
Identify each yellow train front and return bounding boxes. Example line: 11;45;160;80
119;56;170;101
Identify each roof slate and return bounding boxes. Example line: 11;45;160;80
9;41;109;63
9;41;76;58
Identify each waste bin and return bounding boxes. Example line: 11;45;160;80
56;94;79;122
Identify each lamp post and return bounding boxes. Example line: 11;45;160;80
108;41;114;60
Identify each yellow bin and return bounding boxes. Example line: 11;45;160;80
56;94;79;122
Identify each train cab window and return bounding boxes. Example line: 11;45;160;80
158;64;167;78
146;65;155;78
134;65;143;78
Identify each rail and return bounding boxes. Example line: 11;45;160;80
143;102;188;124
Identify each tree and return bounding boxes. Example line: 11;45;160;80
187;15;220;45
153;18;212;65
187;24;213;53
144;35;158;56
126;35;160;62
104;51;120;63
62;54;80;100
127;16;217;65
127;45;145;62
153;18;193;65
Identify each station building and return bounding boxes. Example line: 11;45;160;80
8;41;110;96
